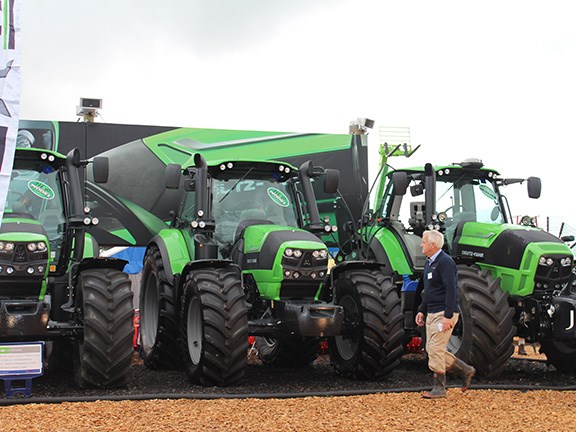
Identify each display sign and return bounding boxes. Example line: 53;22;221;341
0;342;43;376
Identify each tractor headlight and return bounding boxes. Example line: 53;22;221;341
27;242;37;252
546;258;554;266
561;257;572;267
285;248;294;257
293;249;303;258
539;256;547;266
437;212;448;223
3;242;15;252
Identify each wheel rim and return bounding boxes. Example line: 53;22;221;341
447;313;464;354
334;294;360;361
186;296;203;365
141;273;160;349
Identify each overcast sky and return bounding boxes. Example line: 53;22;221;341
19;1;576;232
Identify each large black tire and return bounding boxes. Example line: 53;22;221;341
139;245;183;369
74;269;134;388
181;268;249;386
328;269;405;379
540;340;576;372
449;265;515;377
255;336;320;367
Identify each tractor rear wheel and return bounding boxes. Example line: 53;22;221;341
74;268;134;388
139;245;183;369
328;269;404;379
181;268;248;386
450;265;515;377
540;339;576;372
255;336;320;367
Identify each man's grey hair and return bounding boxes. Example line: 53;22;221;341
424;230;444;248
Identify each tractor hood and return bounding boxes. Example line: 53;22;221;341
453;222;573;296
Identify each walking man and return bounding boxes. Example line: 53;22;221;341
415;230;476;398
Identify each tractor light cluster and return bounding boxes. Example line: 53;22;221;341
283;269;326;280
437;169;451;176
535;282;562;290
219;162;234;170
278;165;290;174
323;225;338;233
190;220;207;229
0;242;15;252
284;248;328;260
27;242;47;252
40;153;55;162
284;248;302;258
312;249;328;259
538;256;571;267
83;217;99;225
0;264;46;275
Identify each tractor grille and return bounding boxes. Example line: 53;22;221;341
0;277;42;298
534;254;573;296
280;282;321;300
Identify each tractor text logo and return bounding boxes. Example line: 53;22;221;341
267;187;289;207
566;309;575;332
28;180;55;200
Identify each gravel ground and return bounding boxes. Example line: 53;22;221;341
2;346;576;432
4;343;576;402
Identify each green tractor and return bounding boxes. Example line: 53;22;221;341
353;146;576;377
139;153;405;386
0;148;134;387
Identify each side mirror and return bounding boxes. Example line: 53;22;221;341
324;169;339;194
66;148;81;168
92;157;109;183
527;176;541;199
561;235;575;242
299;160;314;179
391;171;409;196
165;164;182;189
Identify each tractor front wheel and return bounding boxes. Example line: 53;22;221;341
328;269;404;379
74;269;134;388
181;268;248;386
540;339;576;372
450;265;515;377
139;245;183;369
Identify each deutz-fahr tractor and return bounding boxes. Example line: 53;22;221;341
0;148;134;387
139;153;405;386
352;147;576;377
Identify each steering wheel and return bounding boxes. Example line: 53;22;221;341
8;191;33;210
443;204;469;214
231;200;263;218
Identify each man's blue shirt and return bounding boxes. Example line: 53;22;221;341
418;250;460;318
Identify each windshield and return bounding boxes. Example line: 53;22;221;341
181;176;300;258
389;173;504;234
5;167;66;261
435;176;504;225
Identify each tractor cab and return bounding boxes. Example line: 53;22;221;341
377;159;537;258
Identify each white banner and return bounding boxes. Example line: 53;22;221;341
0;0;22;227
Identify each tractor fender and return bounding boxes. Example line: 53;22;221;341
148;229;192;285
180;259;241;286
326;260;388;298
74;257;128;284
